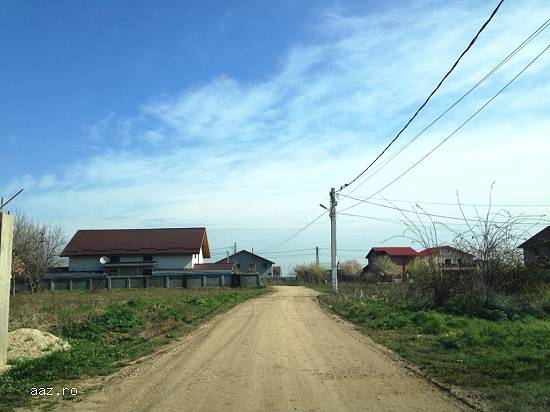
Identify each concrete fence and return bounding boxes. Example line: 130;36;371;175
12;272;261;293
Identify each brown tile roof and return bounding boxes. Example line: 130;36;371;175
193;263;234;271
61;228;210;258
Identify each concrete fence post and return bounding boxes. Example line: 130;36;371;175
202;276;206;287
0;213;14;367
165;276;170;288
87;278;92;290
127;277;131;289
107;277;112;290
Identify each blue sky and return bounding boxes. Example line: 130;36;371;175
2;1;550;272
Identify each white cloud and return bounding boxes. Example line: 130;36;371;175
7;0;550;271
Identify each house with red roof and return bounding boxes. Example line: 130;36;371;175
417;246;474;268
365;247;418;279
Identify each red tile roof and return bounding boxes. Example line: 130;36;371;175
369;247;418;257
61;228;210;258
417;247;440;257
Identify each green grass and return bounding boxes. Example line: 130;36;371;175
1;287;269;411
319;291;550;412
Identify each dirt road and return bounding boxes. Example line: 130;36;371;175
60;286;467;412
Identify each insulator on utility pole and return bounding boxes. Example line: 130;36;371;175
329;187;338;292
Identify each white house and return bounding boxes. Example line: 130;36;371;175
60;227;211;276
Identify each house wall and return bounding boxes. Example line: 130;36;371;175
231;252;273;278
367;252;413;276
191;247;204;266
154;255;194;270
523;245;550;266
420;247;474;267
69;254;194;272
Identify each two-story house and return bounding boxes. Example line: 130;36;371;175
60;227;211;276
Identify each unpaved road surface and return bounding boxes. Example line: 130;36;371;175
60;286;467;412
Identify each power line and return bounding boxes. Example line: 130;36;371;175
339;194;550;225
338;0;505;192
258;195;329;253
369;196;550;208
341;40;550;213
363;41;550;203
259;211;328;254
344;17;550;196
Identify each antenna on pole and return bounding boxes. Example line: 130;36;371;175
0;189;24;211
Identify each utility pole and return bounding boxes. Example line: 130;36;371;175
315;246;319;266
0;213;14;367
329;188;338;291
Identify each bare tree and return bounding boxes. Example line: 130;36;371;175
12;212;66;292
339;259;362;282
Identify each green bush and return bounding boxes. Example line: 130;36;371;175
412;311;447;334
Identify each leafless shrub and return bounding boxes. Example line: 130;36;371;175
383;184;547;307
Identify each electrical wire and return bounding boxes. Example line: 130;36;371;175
344;17;550;197
338;0;505;192
367;196;550;208
338;194;550;225
341;40;550;213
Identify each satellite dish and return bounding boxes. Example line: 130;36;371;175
99;256;110;264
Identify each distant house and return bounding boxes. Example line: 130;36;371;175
366;247;418;276
216;250;275;278
60;227;211;276
417;246;474;268
272;266;282;278
518;226;550;267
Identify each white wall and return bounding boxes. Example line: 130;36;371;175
154;254;193;270
192;247;204;266
69;254;194;271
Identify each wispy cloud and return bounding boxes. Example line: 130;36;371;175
5;0;550;266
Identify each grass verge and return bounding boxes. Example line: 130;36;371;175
1;286;269;411
319;291;550;412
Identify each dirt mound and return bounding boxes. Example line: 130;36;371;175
8;328;71;360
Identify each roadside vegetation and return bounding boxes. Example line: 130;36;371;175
1;287;268;411
320;285;549;411
320;189;550;411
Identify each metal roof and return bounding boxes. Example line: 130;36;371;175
367;247;418;257
61;227;210;258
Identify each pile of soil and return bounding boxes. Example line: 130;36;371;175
8;328;71;360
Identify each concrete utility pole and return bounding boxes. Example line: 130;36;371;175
329;188;338;292
0;213;14;367
315;246;319;266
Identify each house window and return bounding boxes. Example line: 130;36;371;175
444;258;452;267
263;262;268;269
143;269;152;276
143;255;153;262
457;258;463;266
110;256;120;263
236;263;240;269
